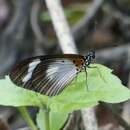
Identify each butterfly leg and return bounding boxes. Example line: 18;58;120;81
84;67;89;91
74;74;78;88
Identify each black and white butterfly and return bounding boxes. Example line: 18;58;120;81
9;51;95;96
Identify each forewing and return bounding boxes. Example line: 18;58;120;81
31;59;77;96
10;57;78;96
9;58;41;87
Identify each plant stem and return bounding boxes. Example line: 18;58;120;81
43;108;50;130
45;0;77;53
18;106;38;130
36;107;50;130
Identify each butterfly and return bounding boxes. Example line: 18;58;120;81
9;51;95;97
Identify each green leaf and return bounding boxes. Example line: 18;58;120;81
36;108;68;130
0;64;130;112
0;76;48;107
49;111;68;130
49;64;130;112
0;64;130;130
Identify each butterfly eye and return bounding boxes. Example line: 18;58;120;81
92;51;95;58
92;53;95;59
88;51;95;58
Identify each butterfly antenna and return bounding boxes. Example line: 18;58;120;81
74;75;78;88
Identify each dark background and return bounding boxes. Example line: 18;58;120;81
0;0;130;130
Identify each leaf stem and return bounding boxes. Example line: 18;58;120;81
43;108;50;130
18;106;38;130
36;107;50;130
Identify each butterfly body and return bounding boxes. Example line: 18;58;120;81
9;52;95;96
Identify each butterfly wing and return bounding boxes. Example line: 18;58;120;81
9;55;81;96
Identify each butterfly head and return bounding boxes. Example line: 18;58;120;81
85;51;95;66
